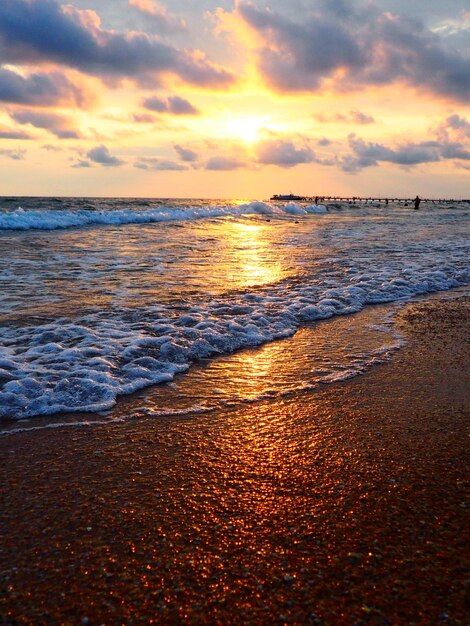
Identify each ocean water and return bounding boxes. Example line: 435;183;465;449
0;197;469;424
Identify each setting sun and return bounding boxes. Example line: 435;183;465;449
222;115;267;143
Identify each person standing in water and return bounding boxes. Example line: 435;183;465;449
414;195;421;210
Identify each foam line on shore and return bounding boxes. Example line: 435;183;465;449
0;269;456;422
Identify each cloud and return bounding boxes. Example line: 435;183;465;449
71;159;92;168
431;9;470;52
440;142;470;161
129;0;156;10
0;148;26;160
174;144;198;162
340;134;441;172
255;139;314;167
87;145;124;166
314;110;375;125
0;125;33;139
238;1;365;91
134;157;187;170
143;95;199;115
349;135;440;165
132;113;158;123
0;67;91;107
237;0;470;102
128;0;187;35
339;129;470;172
445;114;470;138
0;0;234;88
205;156;244;170
10;110;80;138
434;113;470;143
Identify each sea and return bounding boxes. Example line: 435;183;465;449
0;197;469;430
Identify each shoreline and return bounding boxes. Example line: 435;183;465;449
1;296;469;624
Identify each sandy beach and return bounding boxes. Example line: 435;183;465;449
0;296;469;625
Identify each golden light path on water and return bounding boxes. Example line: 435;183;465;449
0;213;296;323
218;220;285;288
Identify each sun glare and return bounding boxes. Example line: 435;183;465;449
222;116;266;144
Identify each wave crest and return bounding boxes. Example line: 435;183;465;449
0;202;327;231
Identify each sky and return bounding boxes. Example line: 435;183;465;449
0;0;469;198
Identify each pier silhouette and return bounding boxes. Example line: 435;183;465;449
271;195;468;204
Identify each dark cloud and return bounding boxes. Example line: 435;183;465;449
143;95;199;115
167;96;199;115
87;145;124;166
174;144;198;162
375;1;470;28
205;156;244;170
255;139;314;167
239;2;364;91
339;130;470;172
348;135;441;166
317;0;355;19
71;159;92;168
340;134;441;172
134;157;187;170
0;0;234;88
132;112;158;123
350;111;375;125
10;110;80;138
143;97;169;112
0;148;26;160
314;110;375;125
339;154;374;173
445;114;470;137
0;125;33;139
238;1;470;101
0;67;90;107
440;142;470;160
435;113;470;144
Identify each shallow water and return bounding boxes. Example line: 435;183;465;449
0;198;469;422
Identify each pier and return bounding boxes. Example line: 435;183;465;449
271;194;469;204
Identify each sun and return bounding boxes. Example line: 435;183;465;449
222;115;266;144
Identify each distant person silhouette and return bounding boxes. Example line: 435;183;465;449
414;195;421;210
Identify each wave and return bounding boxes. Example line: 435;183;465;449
0;261;468;420
0;202;327;231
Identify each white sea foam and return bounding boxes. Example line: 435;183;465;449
0;202;326;231
0;259;466;420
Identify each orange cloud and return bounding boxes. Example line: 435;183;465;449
129;0;155;12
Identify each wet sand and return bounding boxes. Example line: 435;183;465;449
0;297;469;625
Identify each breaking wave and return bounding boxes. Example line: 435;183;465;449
0;201;327;231
0;263;467;420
